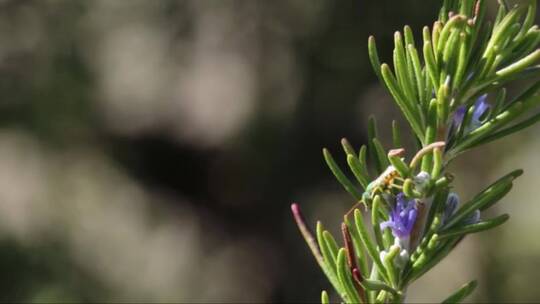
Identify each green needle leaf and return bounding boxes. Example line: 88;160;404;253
442;280;478;304
458;0;475;16
341;138;357;157
317;223;338;276
470;111;540;148
405;236;461;284
443;170;520;229
453;32;469;90
354;209;389;282
369;36;384;84
433;21;443;50
424;187;450;235
439;214;510;240
423;40;440;89
515;0;537;40
442;28;461;73
371;196;385;250
424;98;437;146
359;145;370;179
437;15;466;56
508;30;540;65
323;148;363;200
323;231;341;264
404;25;416;48
368;116;382;174
431;147;443;180
407;44;426;105
383;245;400;287
381;64;425;139
321;290;329;304
388;153;410;178
439;0;453;23
496;49;540;78
486;6;525;50
392;120;402;148
450;101;525;154
486;5;526;59
347;154;370;190
337;248;362;304
394;31;419;106
510;81;540;112
493;87;507;115
446;182;512;228
361;279;399;297
372;138;390;172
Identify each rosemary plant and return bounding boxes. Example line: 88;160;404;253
291;0;540;303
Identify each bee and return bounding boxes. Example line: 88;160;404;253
346;142;445;218
362;165;401;203
346;148;407;217
361;148;407;204
345;165;403;218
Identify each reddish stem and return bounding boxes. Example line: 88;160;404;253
342;223;366;303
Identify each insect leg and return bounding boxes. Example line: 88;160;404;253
345;200;366;219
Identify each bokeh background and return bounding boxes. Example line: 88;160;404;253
0;0;538;302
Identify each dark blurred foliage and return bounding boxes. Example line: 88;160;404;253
0;0;538;302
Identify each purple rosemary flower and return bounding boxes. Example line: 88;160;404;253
452;106;466;131
380;193;418;239
464;210;481;225
451;94;491;134
442;192;481;225
443;192;459;224
469;94;490;130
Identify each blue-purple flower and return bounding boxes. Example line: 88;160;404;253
464;210;481;225
451;94;491;134
452;106;466;131
380;193;418;239
443;192;481;225
443;192;459;224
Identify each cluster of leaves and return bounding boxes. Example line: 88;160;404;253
371;0;540;155
292;0;540;303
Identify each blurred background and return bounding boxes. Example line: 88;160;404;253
0;0;538;302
